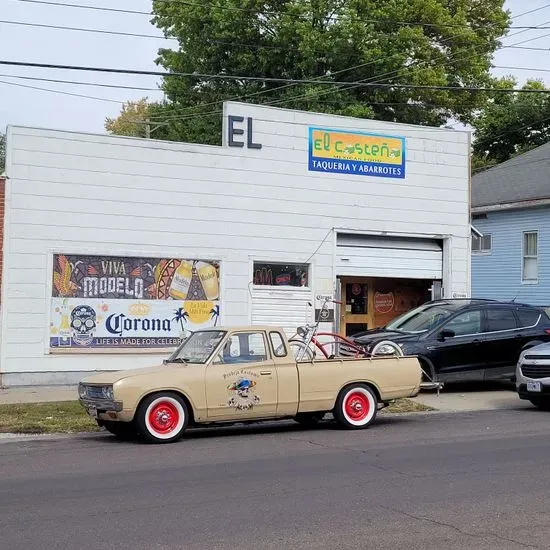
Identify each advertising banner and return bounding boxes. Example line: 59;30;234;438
50;254;220;352
308;127;406;179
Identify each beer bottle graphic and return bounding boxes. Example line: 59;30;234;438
196;261;219;301
169;261;193;300
59;299;72;345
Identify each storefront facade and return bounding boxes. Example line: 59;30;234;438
1;101;470;385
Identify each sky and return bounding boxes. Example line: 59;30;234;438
1;0;550;135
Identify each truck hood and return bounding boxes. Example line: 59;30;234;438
80;363;194;385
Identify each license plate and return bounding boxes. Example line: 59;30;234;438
527;381;542;393
86;405;98;418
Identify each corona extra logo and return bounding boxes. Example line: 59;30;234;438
128;303;150;317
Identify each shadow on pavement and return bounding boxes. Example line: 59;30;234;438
82;414;420;445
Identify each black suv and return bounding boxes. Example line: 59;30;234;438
350;299;550;384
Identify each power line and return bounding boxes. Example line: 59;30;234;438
506;45;550;51
140;6;550;124
4;60;550;94
143;18;550;124
0;19;172;40
0;73;163;91
493;65;550;73
11;0;550;30
12;0;150;15
138;14;550;122
0;78;125;103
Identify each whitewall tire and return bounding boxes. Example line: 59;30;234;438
334;384;377;429
137;392;188;444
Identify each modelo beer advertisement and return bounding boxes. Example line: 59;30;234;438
49;254;220;352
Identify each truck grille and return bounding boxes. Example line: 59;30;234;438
521;366;550;379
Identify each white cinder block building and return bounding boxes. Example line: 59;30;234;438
1;101;471;386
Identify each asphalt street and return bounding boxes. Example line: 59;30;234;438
1;408;550;550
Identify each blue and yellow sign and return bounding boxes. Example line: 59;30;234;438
308;127;406;179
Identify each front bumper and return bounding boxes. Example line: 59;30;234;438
79;398;124;421
516;362;550;400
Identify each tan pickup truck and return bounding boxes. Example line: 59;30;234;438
78;326;422;443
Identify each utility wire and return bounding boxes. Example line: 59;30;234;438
0;78;126;103
145;15;550;123
142;6;550;122
0;20;172;40
0;73;163;91
3;60;550;94
11;0;550;30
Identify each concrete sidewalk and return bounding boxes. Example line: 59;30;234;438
415;388;530;412
0;385;77;405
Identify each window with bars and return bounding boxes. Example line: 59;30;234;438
472;233;492;253
522;232;538;282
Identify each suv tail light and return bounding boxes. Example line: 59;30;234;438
545;329;550;335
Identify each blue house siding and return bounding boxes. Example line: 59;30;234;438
472;206;550;306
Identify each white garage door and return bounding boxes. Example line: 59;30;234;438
251;287;314;337
336;233;443;279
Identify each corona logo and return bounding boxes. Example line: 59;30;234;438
128;303;151;317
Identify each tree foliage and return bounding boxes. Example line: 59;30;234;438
138;0;509;144
472;79;550;168
105;99;153;138
105;1;511;145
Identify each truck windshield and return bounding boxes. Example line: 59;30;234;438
168;330;226;364
386;303;462;333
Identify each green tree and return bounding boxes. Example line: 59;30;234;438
0;132;5;173
472;79;550;167
105;99;154;138
130;0;510;145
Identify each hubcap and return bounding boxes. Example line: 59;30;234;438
148;401;179;434
344;392;370;422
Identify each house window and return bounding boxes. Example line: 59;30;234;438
253;262;309;287
522;232;538;282
472;233;492;253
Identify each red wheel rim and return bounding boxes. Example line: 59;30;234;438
148;401;180;434
344;392;370;422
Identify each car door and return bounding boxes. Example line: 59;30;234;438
205;331;278;420
430;309;485;380
481;307;522;378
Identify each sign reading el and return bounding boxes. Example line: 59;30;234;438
308;127;406;179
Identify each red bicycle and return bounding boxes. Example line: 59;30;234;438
287;298;370;361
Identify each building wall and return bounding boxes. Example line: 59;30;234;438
3;102;471;385
0;176;5;300
472;206;550;305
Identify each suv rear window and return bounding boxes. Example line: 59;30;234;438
517;309;541;328
485;309;517;332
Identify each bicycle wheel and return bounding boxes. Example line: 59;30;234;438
288;340;315;361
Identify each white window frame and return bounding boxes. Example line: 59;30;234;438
522;231;539;284
472;232;492;254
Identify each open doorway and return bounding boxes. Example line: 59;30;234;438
338;277;434;337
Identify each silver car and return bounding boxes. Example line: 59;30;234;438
516;342;550;410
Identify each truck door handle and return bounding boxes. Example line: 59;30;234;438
260;371;272;376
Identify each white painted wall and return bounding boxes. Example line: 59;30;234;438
3;101;470;385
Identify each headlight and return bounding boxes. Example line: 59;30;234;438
372;341;404;357
102;386;114;400
78;384;114;400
